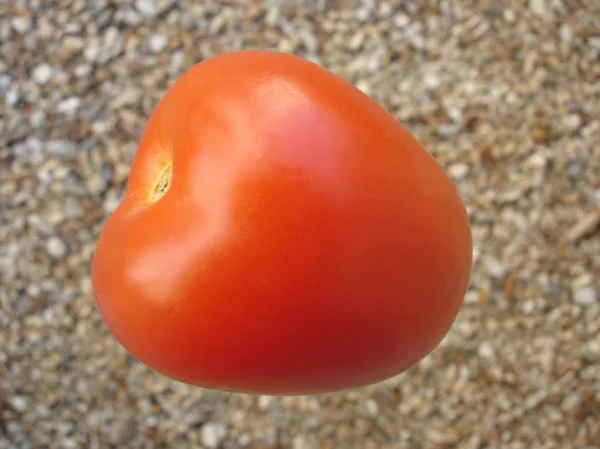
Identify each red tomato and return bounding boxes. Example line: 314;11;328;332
92;50;472;395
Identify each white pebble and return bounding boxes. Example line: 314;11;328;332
75;64;92;78
12;396;28;412
559;24;572;43
356;80;372;96
135;0;158;17
573;286;597;306
57;97;82;115
348;31;365;51
293;436;307;449
438;122;460;138
12;16;32;33
32;64;54;85
239;433;250;445
464;290;480;305
356;7;372;22
522;299;536;314
6;90;19;106
62;439;78;449
265;7;280;27
364;399;379;416
148;34;168;53
477;342;496;360
529;0;545;17
119;9;142;26
448;163;469;180
103;196;121;214
201;422;227;449
258;395;272;410
169;51;186;75
47;236;68;259
84;40;100;62
394;13;410;28
561;393;581;411
590;37;600;50
446;105;463;123
424;72;441;90
564;114;582;133
486;258;506;279
527;153;546;168
378;2;393;17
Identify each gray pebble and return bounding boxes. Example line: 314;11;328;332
46;141;76;160
438;122;460;138
0;74;11;91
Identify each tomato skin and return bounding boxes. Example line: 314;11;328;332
92;50;472;395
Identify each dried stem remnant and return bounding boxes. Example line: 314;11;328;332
151;164;172;202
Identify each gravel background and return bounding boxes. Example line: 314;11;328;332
1;1;600;448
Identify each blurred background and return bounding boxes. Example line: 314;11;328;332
1;0;599;448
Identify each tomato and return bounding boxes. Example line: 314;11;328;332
92;50;472;395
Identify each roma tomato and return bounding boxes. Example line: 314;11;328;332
92;50;472;395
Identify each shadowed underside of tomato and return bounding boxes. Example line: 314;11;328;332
92;50;472;395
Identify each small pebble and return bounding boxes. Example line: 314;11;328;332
258;395;272;410
464;290;480;305
0;74;11;91
148;34;168;53
564;114;582;133
478;342;496;360
12;16;32;33
529;0;546;16
12;396;28;413
201;422;227;449
486;259;506;280
46;237;68;259
57;97;82;115
559;24;572;43
135;0;158;18
32;64;55;85
574;286;597;306
46;140;77;159
6;90;19;106
438;122;460;137
364;399;379;416
448;163;470;180
356;80;372;96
